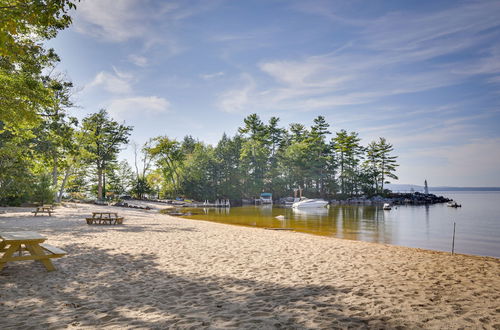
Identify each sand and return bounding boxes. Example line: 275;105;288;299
0;202;499;329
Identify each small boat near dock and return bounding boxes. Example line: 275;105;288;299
383;203;392;210
292;197;328;208
447;201;462;208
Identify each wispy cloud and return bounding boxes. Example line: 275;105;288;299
108;96;171;119
217;74;255;113
201;72;225;80
85;64;171;120
73;0;219;55
74;0;147;42
451;47;500;76
362;1;500;55
128;54;149;67
488;76;500;84
86;67;133;94
215;1;500;113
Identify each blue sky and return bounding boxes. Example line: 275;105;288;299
48;0;500;186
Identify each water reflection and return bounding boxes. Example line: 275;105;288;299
181;205;392;242
177;193;500;258
292;207;329;218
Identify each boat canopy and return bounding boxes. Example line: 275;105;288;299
260;192;272;198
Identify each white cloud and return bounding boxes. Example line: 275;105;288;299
244;1;500;112
210;33;255;42
74;0;147;42
85;69;132;94
255;53;461;111
128;54;148;67
259;59;333;87
73;0;219;51
86;67;133;94
108;96;171;118
363;1;500;56
217;74;255;113
201;72;225;80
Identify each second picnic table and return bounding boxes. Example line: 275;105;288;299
86;212;124;225
33;205;54;216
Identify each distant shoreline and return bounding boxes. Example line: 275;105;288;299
387;184;500;192
430;187;500;192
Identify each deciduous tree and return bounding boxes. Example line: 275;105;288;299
79;109;132;200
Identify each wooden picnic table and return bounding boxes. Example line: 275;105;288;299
32;206;53;216
0;231;66;272
86;212;124;225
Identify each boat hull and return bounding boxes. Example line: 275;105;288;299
292;199;329;208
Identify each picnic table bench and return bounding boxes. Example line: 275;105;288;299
32;206;54;216
0;231;66;272
86;212;124;225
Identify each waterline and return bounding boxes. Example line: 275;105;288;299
174;192;500;258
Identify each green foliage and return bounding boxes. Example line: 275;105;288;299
332;130;364;196
64;166;88;194
0;0;77;60
79;109;132;200
0;64;50;134
0;139;33;205
0;0;80;205
107;160;134;196
146;136;185;197
178;143;217;201
147;114;399;201
31;172;55;204
213;134;243;199
364;137;398;194
0;0;78;135
130;177;153;200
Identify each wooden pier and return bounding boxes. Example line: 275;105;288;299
186;200;231;208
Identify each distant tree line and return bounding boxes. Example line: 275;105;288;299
142;114;398;201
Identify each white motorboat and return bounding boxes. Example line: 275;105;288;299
383;203;392;210
292;197;329;208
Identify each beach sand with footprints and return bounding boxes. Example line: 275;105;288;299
1;202;499;329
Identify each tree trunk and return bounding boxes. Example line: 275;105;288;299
103;169;106;200
380;159;385;192
52;160;58;201
340;156;344;195
97;167;103;200
57;168;71;202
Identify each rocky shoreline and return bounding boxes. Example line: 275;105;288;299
329;192;452;206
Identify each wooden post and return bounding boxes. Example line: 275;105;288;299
451;222;456;255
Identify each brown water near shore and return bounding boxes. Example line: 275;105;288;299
176;191;500;258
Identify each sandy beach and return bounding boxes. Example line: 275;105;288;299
0;202;499;329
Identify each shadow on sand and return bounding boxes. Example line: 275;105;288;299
0;241;416;329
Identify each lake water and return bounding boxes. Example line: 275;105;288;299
179;191;500;258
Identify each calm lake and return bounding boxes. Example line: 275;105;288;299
180;191;500;258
